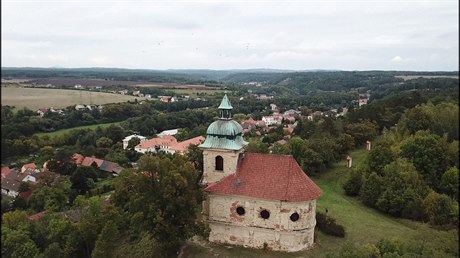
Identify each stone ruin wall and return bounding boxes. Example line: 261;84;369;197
204;193;317;252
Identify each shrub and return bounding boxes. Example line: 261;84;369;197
343;168;363;196
316;212;345;237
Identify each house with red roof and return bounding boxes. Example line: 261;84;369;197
134;135;177;154
21;163;36;173
78;155;123;176
165;136;205;155
1;166;11;178
199;95;321;252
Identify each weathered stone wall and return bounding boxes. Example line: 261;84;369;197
202;149;243;184
206;193;317;252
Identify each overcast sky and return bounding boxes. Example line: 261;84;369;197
2;0;458;71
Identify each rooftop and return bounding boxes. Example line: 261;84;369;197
205;153;321;202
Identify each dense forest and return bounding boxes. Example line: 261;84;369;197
1;70;458;257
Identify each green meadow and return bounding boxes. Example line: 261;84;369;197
34;122;120;138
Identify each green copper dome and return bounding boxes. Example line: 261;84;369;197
206;120;242;136
199;95;248;150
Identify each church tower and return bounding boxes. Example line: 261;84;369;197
199;94;248;184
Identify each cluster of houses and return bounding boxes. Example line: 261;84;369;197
1;163;47;197
122;129;205;155
1;154;124;198
70;154;123;176
37;107;65;117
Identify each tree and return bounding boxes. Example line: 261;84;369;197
440;167;459;201
2;210;29;230
367;143;397;175
400;133;447;190
345;120;378;146
92;220;119;258
376;159;429;219
336;133;355;154
96;137;113;148
423;191;457;225
343;167;364;196
111;155;207;255
70;166;98;195
245;141;269;154
186;144;204;172
359;172;384;207
1;194;13;214
127;137;141;151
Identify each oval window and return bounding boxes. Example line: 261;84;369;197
290;212;300;222
260;209;270;219
236;206;245;216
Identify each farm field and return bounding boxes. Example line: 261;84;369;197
1;86;146;110
182;148;459;258
395;75;459;81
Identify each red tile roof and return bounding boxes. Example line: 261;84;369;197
244;117;256;125
1;166;11;178
72;153;85;165
22;163;36;171
169;136;205;153
205;153;321;202
81;157;104;167
28;211;46;221
135;135;177;150
19;190;32;201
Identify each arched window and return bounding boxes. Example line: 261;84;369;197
215;156;224;171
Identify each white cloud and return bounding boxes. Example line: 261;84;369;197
391;56;403;62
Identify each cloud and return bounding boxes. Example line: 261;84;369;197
1;1;458;70
391;56;404;62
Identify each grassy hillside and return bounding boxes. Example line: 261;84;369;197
182;148;458;258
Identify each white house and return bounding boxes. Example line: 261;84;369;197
157;129;179;137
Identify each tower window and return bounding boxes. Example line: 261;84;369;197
215;156;223;171
290;212;300;222
236;206;245;216
260;209;270;219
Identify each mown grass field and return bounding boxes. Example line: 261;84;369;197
1;86;145;110
182;148;459;258
168;88;226;97
34;122;120;138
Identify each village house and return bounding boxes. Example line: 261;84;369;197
159;96;171;103
157;128;179;137
163;136;205;155
122;134;147;149
79;156;123;176
21;163;36;173
359;98;368;107
262;115;283;126
75;104;86;111
199;95;321;252
241;117;257;131
1;169;42;197
134;135;177;154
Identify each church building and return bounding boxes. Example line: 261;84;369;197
199;95;322;252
